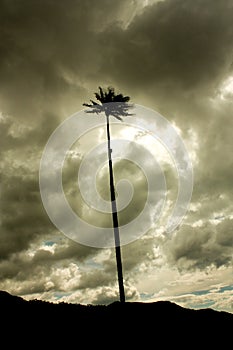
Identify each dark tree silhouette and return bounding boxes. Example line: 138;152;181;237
83;86;132;302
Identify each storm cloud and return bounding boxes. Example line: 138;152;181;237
0;0;233;312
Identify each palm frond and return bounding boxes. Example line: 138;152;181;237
83;103;93;107
90;99;99;106
94;92;102;103
99;86;104;101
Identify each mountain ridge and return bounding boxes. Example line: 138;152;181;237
0;289;232;314
1;289;232;317
1;290;232;346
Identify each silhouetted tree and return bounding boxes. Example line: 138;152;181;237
83;86;132;302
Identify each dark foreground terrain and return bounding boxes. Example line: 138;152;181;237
1;290;232;347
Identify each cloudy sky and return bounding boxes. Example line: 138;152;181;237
0;0;233;313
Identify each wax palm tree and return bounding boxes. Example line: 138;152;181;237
83;86;132;303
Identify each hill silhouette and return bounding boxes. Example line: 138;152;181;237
1;290;232;347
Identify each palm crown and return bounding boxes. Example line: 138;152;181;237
83;86;132;120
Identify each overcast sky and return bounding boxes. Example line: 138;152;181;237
0;0;233;312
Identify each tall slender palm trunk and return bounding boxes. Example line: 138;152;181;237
83;86;130;303
106;115;125;303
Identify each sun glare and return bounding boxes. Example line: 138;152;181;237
219;76;233;100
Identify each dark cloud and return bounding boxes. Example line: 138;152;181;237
0;174;49;259
0;0;137;120
99;0;233;98
216;218;233;247
1;0;232;123
164;219;233;270
0;119;58;259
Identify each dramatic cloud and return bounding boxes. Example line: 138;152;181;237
0;0;232;312
164;219;233;270
97;0;233;98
